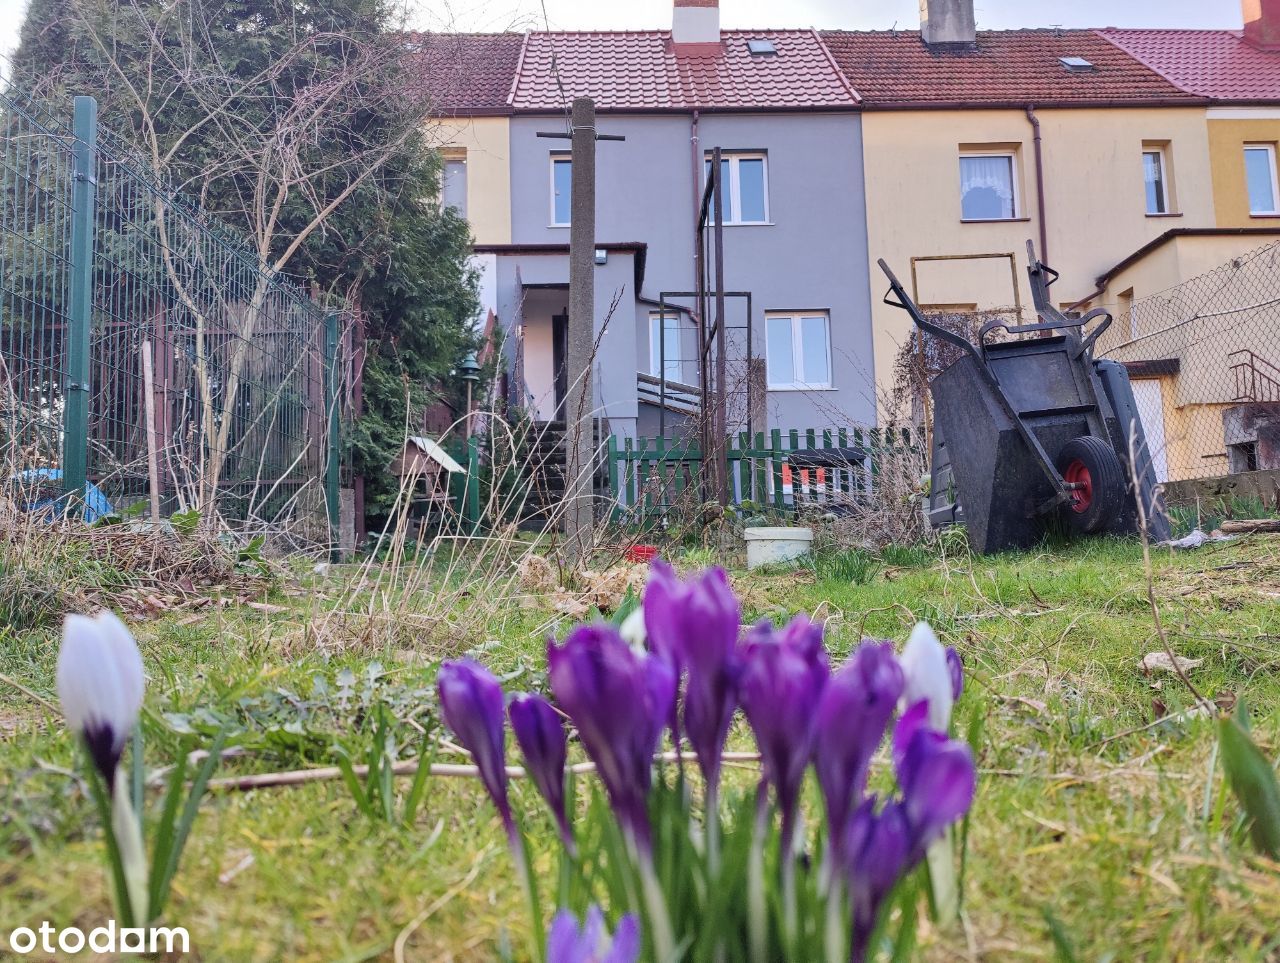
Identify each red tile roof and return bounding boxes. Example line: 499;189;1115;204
1098;29;1280;104
407;32;524;114
507;30;860;112
821;29;1203;109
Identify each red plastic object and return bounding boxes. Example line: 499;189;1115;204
625;545;659;564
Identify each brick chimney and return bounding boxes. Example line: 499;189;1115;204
673;0;720;47
1244;0;1280;50
920;0;976;47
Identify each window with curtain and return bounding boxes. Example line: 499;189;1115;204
1245;144;1279;215
959;154;1016;220
765;313;831;389
649;313;683;383
551;156;572;225
1143;149;1168;214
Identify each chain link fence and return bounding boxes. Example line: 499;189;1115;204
2;88;348;545
1101;241;1280;488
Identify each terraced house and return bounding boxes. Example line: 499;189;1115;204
417;0;1280;469
418;1;872;442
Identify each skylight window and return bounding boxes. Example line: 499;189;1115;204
1060;56;1095;73
747;39;777;56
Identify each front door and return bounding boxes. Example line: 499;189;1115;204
552;312;568;420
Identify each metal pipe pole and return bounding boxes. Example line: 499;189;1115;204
712;147;729;506
565;97;597;562
63;96;98;513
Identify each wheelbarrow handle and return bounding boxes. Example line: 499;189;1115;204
1074;307;1113;360
977;312;1093;348
877;259;981;360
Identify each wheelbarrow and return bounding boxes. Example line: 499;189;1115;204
878;241;1169;554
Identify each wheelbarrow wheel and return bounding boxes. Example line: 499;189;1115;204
1056;436;1125;534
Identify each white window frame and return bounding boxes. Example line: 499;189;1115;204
704;151;770;225
441;153;467;216
549;154;572;227
1245;143;1280;215
765;311;832;391
649;312;684;383
1142;146;1171;215
958;150;1020;222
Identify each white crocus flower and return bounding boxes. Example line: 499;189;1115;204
58;611;146;781
57;611;149;924
619;606;648;652
898;622;954;733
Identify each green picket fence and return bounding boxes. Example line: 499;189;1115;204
606;427;922;520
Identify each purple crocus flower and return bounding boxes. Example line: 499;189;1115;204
815;641;904;857
438;659;513;835
548;623;675;851
892;704;977;855
738;616;830;853
546;906;640;963
946;647;964;702
843;797;911;963
509;693;572;850
644;563;742;794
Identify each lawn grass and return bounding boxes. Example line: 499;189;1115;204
2;534;1280;960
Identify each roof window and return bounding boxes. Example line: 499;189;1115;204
747;39;777;56
1059;56;1096;72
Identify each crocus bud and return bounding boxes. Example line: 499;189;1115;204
438;659;513;835
509;693;572;850
899;622;953;733
57;611;145;784
946;646;964;702
547;905;640;963
548;624;674;852
844;797;911;963
644;563;742;795
643;562;739;673
739;616;829;854
892;703;976;855
815;641;903;856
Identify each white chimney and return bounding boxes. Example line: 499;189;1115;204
673;0;720;46
920;0;976;46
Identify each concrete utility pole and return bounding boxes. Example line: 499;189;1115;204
565;97;597;563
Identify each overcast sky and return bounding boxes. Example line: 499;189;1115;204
0;0;1245;65
420;0;1243;33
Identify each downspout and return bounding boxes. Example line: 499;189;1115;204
690;108;702;319
1025;105;1048;264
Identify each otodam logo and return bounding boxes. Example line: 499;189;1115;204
7;921;190;955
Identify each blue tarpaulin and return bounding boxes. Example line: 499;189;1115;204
11;468;113;523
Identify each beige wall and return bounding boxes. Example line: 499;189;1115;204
430;116;512;245
863;106;1214;404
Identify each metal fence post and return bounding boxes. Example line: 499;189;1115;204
323;311;341;561
63;95;98;511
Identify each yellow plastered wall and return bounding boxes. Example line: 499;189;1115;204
429;117;512;245
1207;111;1280;227
863;106;1214;407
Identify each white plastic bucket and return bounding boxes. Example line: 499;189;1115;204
744;527;814;570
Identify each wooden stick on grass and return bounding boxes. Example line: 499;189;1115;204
205;751;763;793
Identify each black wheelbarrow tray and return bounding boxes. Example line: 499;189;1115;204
878;241;1168;554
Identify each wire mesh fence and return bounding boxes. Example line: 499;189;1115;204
1;88;347;545
1100;241;1280;487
